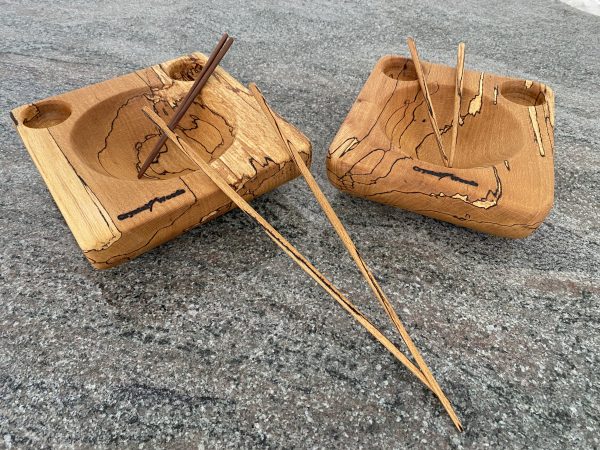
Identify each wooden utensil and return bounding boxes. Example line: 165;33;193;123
449;42;466;168
407;37;449;166
137;33;234;178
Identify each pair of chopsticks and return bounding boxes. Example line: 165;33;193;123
139;73;462;429
248;83;461;430
407;38;465;168
137;33;234;178
143;103;462;430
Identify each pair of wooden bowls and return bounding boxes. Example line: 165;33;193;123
10;52;554;268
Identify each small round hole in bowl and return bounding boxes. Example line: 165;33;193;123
381;56;429;81
22;100;71;128
500;81;546;106
165;56;204;81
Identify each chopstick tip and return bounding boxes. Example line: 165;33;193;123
248;82;260;93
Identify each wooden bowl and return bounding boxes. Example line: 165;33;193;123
11;53;312;268
327;55;554;238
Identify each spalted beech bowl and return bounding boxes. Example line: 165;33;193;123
11;53;312;268
327;56;554;238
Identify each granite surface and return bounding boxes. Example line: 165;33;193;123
1;0;599;448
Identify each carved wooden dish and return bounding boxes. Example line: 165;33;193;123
11;53;312;268
327;55;554;238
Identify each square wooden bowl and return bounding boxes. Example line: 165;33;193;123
327;55;554;238
11;53;311;268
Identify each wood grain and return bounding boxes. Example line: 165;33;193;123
327;55;554;238
11;53;312;268
249;83;461;430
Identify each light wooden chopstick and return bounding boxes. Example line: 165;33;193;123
248;83;462;431
141;105;435;393
449;43;465;168
407;37;449;167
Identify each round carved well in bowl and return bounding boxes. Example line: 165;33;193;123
69;87;235;181
21;100;71;128
381;56;429;81
500;80;546;106
162;56;204;82
381;83;526;169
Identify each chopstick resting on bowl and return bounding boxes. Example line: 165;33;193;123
137;33;234;178
449;42;465;168
407;37;449;167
